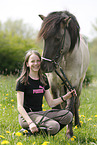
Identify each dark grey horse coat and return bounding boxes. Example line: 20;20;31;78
38;10;89;138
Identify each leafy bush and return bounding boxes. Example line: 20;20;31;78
83;66;94;86
0;34;41;74
0;20;42;75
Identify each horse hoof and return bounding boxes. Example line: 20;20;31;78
75;122;81;127
66;132;73;139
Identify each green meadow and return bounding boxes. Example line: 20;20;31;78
0;75;97;145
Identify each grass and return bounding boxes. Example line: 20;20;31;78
0;75;97;145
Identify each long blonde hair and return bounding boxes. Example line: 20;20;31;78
17;49;46;85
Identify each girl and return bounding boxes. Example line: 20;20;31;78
16;49;75;136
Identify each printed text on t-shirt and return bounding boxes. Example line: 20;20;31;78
33;86;45;94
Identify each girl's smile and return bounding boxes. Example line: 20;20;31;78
27;54;41;72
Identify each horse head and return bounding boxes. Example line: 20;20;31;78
38;11;80;73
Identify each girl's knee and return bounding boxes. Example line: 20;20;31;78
46;120;60;135
60;110;73;125
68;111;73;123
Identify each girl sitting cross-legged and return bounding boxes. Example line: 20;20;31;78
16;49;76;136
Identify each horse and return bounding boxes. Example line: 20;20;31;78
38;10;89;138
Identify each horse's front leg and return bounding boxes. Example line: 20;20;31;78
66;122;73;139
51;85;61;109
74;85;82;126
66;96;75;138
66;95;75;114
74;96;81;126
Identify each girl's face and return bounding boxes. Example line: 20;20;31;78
27;53;41;72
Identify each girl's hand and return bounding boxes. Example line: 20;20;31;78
71;89;77;97
63;89;77;100
29;122;38;133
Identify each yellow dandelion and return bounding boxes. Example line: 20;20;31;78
75;125;77;129
81;115;85;117
0;135;5;139
11;99;14;102
42;104;44;107
43;109;46;111
73;136;76;139
94;125;96;127
42;141;50;145
5;97;8;99
23;130;28;133
80;121;83;124
6;94;8;96
15;132;22;136
87;118;92;121
12;105;14;108
0;104;2;106
1;140;10;144
17;142;23;145
71;137;74;141
6;131;10;134
32;142;36;145
78;109;80;111
94;115;97;117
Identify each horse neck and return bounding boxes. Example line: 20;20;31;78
59;37;80;69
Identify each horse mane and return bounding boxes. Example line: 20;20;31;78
38;11;80;52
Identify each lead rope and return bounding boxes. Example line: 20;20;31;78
55;67;76;94
37;109;69;127
54;65;77;112
28;109;70;136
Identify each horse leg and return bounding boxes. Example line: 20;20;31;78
74;96;81;126
66;122;73;139
51;85;62;109
74;83;83;126
65;96;75;138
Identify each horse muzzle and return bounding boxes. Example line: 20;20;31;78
41;60;55;73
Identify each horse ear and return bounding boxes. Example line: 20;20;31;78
61;16;71;28
39;15;45;20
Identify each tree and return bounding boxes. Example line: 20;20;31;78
1;19;37;39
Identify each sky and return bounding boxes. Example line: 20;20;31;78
0;0;97;40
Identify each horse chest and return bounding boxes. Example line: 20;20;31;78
47;72;63;87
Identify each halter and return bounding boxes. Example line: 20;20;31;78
42;28;66;69
42;27;66;66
